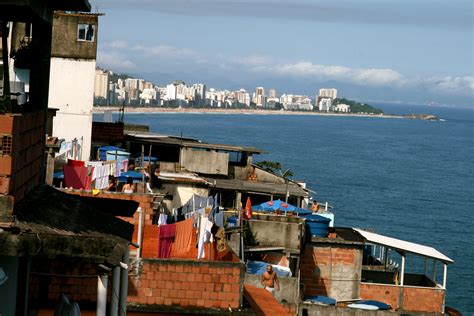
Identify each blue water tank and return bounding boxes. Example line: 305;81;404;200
304;214;331;237
227;216;238;227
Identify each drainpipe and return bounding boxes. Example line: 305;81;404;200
400;255;405;286
1;21;11;112
110;266;121;316
442;263;447;314
23;256;31;316
442;263;447;289
97;273;108;316
424;257;427;276
136;207;143;273
119;249;130;316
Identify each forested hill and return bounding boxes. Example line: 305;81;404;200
335;98;384;114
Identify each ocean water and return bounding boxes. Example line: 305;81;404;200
95;105;473;313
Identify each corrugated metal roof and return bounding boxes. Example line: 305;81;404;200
124;132;264;154
208;178;308;197
354;228;453;264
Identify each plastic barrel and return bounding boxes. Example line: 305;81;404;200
303;214;331;237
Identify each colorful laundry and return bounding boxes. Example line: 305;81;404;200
157;223;176;259
170;218;194;258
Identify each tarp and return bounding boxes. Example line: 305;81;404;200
252;199;311;215
117;171;145;183
246;260;292;277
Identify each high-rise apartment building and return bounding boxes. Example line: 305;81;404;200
255;87;265;107
268;89;276;99
319;88;338;99
125;78;139;91
192;83;206;104
94;69;108;99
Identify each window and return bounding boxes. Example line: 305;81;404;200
77;24;95;42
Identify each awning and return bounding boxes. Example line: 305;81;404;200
354;229;453;264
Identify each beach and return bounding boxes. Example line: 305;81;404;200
93;106;405;119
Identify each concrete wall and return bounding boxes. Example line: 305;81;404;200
0;256;19;316
246;215;305;252
244;273;299;304
254;167;286;183
48;57;95;160
180;147;229;175
300;244;363;301
51;12;98;60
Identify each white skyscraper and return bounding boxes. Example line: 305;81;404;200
94;69;108;99
166;84;177;100
318;88;338;99
255;87;265;107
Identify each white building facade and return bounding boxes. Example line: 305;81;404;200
47;12;101;160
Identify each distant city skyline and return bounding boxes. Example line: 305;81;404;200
92;0;473;107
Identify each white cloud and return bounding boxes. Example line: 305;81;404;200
97;50;137;71
254;61;403;87
236;58;473;95
102;40;129;49
429;76;474;96
96;41;473;99
132;44;197;58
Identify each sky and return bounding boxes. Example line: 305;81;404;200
92;0;473;107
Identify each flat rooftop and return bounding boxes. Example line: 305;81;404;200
124;132;265;154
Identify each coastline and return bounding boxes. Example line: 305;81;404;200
93;106;406;119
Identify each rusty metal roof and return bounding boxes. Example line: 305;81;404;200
125;132;265;154
207;178;308;197
0;185;136;265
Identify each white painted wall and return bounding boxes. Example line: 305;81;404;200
48;58;96;160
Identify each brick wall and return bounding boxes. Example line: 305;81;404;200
28;253;245;312
0;112;45;208
91;122;124;143
359;283;399;311
61;191;246;312
29;259;104;305
360;282;445;313
300;244;362;300
128;259;244;311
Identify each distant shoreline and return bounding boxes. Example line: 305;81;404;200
93;106;407;119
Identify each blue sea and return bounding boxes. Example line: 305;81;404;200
95;104;474;313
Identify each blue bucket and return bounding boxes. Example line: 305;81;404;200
303;214;331;237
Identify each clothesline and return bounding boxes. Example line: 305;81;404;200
157;193;227;260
